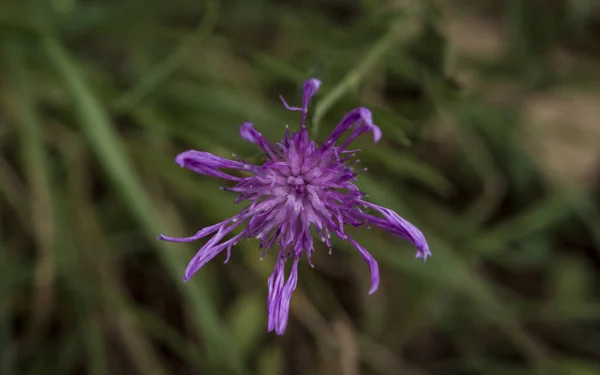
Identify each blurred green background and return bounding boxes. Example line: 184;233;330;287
2;0;600;374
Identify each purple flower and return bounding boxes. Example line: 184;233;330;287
159;78;430;335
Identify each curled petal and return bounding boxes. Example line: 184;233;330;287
183;221;244;281
267;257;299;335
239;122;280;159
301;79;321;113
369;123;382;142
279;96;301;111
239;122;261;143
185;233;244;281
321;107;381;151
176;150;244;169
267;259;285;332
360;202;431;261
302;78;321;99
267;257;283;300
175;150;255;181
158;209;251;243
347;236;379;294
280;78;322;128
158;220;228;243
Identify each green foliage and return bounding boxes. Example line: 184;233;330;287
1;0;599;374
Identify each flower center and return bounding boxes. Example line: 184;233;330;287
287;176;305;186
287;175;307;195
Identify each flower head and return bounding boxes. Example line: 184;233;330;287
159;78;430;335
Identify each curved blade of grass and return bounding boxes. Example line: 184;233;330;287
467;190;576;256
41;33;247;375
251;49;305;82
65;139;170;375
4;39;57;355
112;0;218;114
312;8;422;137
363;147;453;195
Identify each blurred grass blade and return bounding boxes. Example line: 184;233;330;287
252;49;305;82
4;38;57;356
0;236;13;375
86;320;110;375
112;0;218;113
133;307;208;371
41;33;247;374
312;8;422;136
226;292;266;359
257;345;284;375
468;190;576;255
365;147;453;194
565;188;600;257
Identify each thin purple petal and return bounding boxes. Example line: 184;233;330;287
321;107;381;151
183;220;244;281
267;258;286;332
300;78;321;127
176;150;255;181
239;122;280;159
279;96;302;112
279;78;321;128
347;236;380;294
361;202;431;261
267;257;299;335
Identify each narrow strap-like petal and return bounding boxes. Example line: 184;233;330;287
275;257;299;334
300;79;321;128
279;96;301;112
347;236;380;294
239;122;281;160
183;221;245;281
320;107;381;151
279;78;321;129
267;257;300;335
267;258;286;332
158;209;252;243
358;202;431;261
158;221;224;243
176;150;256;181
